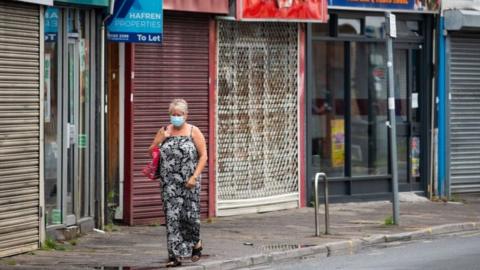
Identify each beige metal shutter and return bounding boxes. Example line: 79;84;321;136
0;1;40;257
216;21;299;216
449;33;480;193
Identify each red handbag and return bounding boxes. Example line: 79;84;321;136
142;146;160;180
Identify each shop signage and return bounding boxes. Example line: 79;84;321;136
15;0;52;5
54;0;109;6
329;0;440;11
238;0;328;22
163;0;229;14
329;0;414;10
78;134;87;149
44;7;59;42
51;208;61;224
107;0;163;43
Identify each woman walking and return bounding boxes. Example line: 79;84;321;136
149;99;207;267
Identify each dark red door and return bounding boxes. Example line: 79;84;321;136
125;12;210;225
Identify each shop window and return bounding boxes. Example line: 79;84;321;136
44;7;61;225
338;18;362;36
365;16;385;39
311;41;345;177
396;20;422;38
350;42;388;176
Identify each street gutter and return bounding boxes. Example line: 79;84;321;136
190;222;479;270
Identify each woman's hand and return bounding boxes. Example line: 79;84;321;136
148;144;157;156
185;175;197;189
148;127;170;156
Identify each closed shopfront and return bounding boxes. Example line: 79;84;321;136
448;34;480;193
124;13;211;225
307;8;435;200
0;0;43;258
216;21;300;216
444;8;480;193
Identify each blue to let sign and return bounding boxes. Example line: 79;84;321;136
329;0;415;10
107;0;163;43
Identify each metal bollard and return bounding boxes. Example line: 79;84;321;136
314;172;330;236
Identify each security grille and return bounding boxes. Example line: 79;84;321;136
449;33;480;193
216;21;299;215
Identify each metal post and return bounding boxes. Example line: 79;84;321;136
314;172;329;236
100;22;106;229
314;173;319;236
385;12;400;225
438;15;447;198
324;173;329;235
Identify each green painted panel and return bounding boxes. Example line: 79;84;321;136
54;0;109;7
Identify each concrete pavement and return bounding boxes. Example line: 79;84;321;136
1;193;479;270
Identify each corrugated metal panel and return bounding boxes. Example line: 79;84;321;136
449;33;480;193
130;13;210;225
0;1;40;257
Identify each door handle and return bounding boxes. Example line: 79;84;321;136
67;123;76;146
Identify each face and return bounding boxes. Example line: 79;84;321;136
170;107;187;118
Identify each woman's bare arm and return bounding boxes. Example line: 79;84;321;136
191;126;208;179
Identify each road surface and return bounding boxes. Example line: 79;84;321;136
246;231;480;270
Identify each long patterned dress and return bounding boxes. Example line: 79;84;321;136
159;127;201;260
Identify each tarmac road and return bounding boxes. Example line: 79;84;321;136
248;231;480;270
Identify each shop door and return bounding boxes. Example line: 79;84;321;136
62;9;93;225
65;38;80;225
394;46;422;191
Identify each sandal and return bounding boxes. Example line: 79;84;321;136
166;257;182;268
191;240;203;262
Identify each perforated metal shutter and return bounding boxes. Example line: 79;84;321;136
130;13;210;225
449;33;480;193
0;1;40;257
216;21;299;216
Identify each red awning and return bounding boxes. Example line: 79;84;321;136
238;0;329;22
164;0;229;14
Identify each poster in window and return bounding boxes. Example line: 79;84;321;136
331;119;345;168
239;0;329;22
411;136;420;177
414;0;440;11
44;53;51;123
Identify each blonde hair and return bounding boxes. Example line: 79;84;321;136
169;98;188;114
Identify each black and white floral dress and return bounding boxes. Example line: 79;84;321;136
159;125;201;259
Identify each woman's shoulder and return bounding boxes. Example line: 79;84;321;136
188;124;204;136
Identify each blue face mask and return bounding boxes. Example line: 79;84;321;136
170;116;185;127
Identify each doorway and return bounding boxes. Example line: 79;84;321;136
106;42;121;222
394;45;422;191
44;8;96;227
63;9;94;225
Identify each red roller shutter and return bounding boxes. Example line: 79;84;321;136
125;12;210;225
